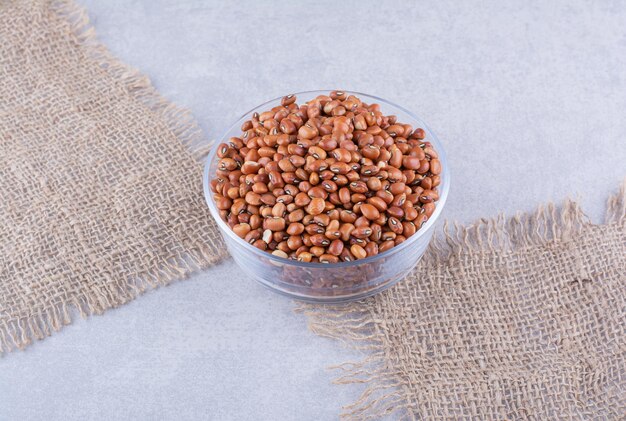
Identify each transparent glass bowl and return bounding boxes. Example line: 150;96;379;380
203;90;450;303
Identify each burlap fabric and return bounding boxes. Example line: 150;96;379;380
303;185;625;419
0;0;226;353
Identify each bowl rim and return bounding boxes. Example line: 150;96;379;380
203;90;450;269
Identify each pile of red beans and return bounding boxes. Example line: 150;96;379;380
210;91;441;264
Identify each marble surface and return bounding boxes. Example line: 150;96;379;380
1;0;625;420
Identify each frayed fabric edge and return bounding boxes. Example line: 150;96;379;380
50;0;211;155
298;179;626;420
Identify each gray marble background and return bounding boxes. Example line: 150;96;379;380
1;0;625;420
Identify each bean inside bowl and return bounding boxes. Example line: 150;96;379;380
204;90;449;302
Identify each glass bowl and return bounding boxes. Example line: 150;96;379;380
203;90;450;303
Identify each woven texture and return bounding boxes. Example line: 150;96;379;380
0;0;226;353
304;184;626;419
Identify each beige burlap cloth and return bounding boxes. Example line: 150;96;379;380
303;185;626;419
0;0;226;353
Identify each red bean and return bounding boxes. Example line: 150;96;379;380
211;91;442;263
